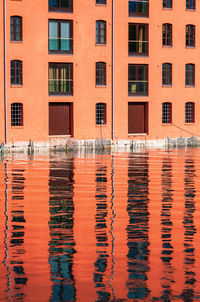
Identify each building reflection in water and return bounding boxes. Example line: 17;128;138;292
6;166;27;300
160;156;174;300
127;152;150;300
1;150;200;301
182;154;196;301
48;155;76;301
94;161;110;301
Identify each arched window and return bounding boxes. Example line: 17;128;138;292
162;63;172;86
185;63;195;86
185;102;195;123
162;23;172;46
96;62;106;86
96;21;106;44
96;103;106;125
186;24;195;47
11;103;23;126
162;102;172;124
10;16;22;41
11;60;22;85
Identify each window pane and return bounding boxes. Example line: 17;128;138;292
128;64;148;95
129;0;149;17
49;63;72;95
11;16;22;41
162;103;172;123
96;21;106;44
49;64;59;93
49;21;58;51
11;60;22;85
49;0;72;11
11;103;23;126
185;102;194;123
49;0;58;7
61;22;70;51
11;24;15;41
96;103;106;125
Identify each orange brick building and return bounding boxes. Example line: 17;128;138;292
1;0;200;146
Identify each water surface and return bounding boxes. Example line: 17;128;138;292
1;149;200;301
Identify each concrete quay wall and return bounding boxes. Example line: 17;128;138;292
1;136;200;154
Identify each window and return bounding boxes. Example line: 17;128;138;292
163;0;172;8
96;0;106;4
96;21;106;44
186;0;195;10
185;64;195;86
185;102;195;123
162;23;172;46
96;62;106;86
10;16;22;41
162;63;172;86
128;64;148;96
11;60;22;85
129;23;148;56
162;102;172;124
129;0;149;17
186;25;195;47
49;20;73;53
96;103;106;125
49;0;73;12
11;103;23;126
49;63;73;95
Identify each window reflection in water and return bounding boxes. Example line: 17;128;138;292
9;168;27;300
182;155;196;301
94;163;111;301
160;157;174;300
48;156;76;302
127;153;150;300
0;150;200;301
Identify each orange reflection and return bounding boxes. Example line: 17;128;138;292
0;150;200;301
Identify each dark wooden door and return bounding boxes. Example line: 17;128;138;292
128;102;147;134
49;103;71;135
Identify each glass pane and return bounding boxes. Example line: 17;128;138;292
49;21;58;51
138;66;146;80
11;17;14;26
16;17;21;25
16;24;21;41
128;81;137;93
129;24;137;40
129;65;136;80
61;22;70;51
11;24;15;40
129;1;137;14
61;0;70;8
49;0;58;8
49;21;58;38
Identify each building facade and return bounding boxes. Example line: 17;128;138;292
1;0;200;145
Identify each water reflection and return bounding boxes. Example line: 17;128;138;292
160;156;174;300
127;153;150;300
1;150;200;301
48;156;76;301
182;155;196;301
5;166;27;301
